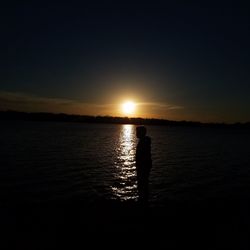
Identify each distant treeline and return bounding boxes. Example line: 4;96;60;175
1;110;250;128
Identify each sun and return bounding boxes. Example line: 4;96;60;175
122;101;136;115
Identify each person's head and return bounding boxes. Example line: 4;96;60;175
136;126;147;139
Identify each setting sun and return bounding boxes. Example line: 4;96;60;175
122;101;136;115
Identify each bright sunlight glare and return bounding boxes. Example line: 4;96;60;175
122;101;136;115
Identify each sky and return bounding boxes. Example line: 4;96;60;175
1;1;250;123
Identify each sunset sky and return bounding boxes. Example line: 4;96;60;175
1;1;250;123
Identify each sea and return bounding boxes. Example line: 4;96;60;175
1;120;250;207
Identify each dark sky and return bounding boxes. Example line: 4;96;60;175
1;1;250;122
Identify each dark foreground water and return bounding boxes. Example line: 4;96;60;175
1;120;250;205
1;121;250;249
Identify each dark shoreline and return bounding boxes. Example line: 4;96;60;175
2;196;250;249
1;110;250;129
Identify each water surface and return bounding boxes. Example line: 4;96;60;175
1;121;250;206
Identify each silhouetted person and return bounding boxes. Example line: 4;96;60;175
136;126;152;205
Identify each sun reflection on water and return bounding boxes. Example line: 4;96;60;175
111;124;137;200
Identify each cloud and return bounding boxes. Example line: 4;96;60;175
137;102;183;110
0;91;115;116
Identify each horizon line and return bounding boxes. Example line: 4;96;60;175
1;109;250;126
